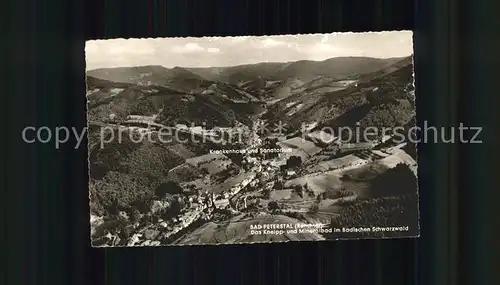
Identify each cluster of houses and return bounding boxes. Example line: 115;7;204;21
163;191;217;235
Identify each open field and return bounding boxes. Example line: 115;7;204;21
278;137;323;156
378;149;417;175
306;154;368;173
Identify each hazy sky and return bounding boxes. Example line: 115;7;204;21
85;31;413;70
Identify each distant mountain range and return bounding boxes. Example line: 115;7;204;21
88;56;406;86
86;55;414;131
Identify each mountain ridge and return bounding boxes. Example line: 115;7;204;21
87;56;412;85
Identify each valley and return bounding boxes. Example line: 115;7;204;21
87;55;419;246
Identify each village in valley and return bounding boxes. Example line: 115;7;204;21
91;108;416;246
87;33;419;246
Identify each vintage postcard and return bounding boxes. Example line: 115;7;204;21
86;31;419;247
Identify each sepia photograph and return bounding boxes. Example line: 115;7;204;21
86;31;419;247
